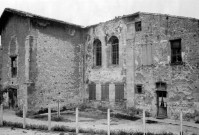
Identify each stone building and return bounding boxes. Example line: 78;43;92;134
0;8;85;111
0;8;199;119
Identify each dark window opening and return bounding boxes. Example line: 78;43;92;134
157;91;167;98
156;82;166;90
29;36;34;56
156;82;167;97
135;21;142;31
115;83;124;102
11;56;17;78
109;36;119;65
135;84;143;94
101;83;109;101
170;39;182;64
93;39;102;66
88;83;96;100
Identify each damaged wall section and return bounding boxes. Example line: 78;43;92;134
133;13;199;119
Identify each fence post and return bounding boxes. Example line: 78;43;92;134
180;111;183;135
143;109;146;135
76;107;79;134
0;104;3;126
23;105;26;129
48;106;51;131
57;101;60;117
107;108;110;135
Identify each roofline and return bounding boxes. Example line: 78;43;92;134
0;8;199;33
139;11;199;21
1;8;84;29
85;11;199;29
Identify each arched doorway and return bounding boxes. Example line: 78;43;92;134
156;82;167;119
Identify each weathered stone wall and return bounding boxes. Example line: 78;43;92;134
1;15;30;107
1;15;84;111
85;19;130;109
133;13;199;119
1;10;199;119
27;20;84;111
85;13;199;119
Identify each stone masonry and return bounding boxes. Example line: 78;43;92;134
0;8;199;120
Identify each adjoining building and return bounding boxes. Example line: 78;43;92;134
0;8;199;119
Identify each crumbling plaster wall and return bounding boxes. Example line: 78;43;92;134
1;15;30;107
134;13;199;119
85;18;133;108
27;21;84;111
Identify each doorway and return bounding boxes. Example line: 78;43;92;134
156;82;167;119
8;88;18;109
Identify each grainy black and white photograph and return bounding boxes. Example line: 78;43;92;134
0;0;199;134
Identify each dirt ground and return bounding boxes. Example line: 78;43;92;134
2;109;199;135
0;127;60;135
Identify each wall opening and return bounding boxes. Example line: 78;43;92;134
93;39;102;66
115;83;124;102
10;56;17;78
135;21;142;31
170;39;182;65
108;36;119;65
156;81;167;119
101;83;109;101
135;84;144;94
88;83;96;100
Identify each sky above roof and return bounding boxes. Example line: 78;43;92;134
0;0;199;26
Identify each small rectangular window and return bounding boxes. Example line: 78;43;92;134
88;83;96;100
170;39;182;64
135;21;142;31
135;84;143;94
11;56;17;78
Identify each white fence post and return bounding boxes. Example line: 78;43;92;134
48;106;51;131
143;109;146;135
23;105;26;129
57;101;60;117
0;104;3;126
107;108;110;135
76;107;79;134
180;111;183;135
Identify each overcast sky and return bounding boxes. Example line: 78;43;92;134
0;0;199;26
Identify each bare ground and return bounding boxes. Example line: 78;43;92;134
0;127;59;135
2;109;199;135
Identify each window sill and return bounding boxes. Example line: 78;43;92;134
88;99;96;101
92;66;102;69
101;100;109;102
115;99;126;102
135;92;145;94
108;64;120;68
170;61;184;66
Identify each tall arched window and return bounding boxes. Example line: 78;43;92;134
109;36;119;65
93;39;102;66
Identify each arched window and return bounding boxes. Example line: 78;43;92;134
93;39;102;66
109;36;119;65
